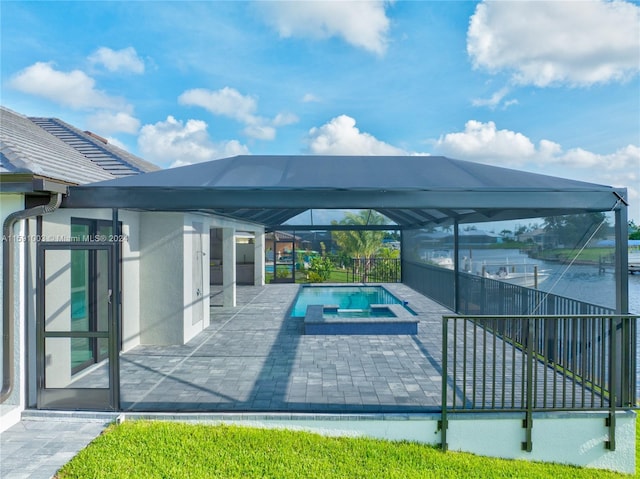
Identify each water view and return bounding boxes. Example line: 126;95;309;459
458;248;639;312
458;248;640;400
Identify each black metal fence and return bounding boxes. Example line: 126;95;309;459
440;314;638;451
457;271;617;316
402;259;617;316
400;260;638;452
347;257;401;283
402;260;455;307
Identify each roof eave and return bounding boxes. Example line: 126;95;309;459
1;173;70;194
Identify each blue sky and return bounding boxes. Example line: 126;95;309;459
2;1;639;222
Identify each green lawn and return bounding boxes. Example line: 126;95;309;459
57;419;637;478
534;247;614;263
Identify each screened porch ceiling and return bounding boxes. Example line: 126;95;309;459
63;155;627;230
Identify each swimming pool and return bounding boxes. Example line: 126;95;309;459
291;285;413;318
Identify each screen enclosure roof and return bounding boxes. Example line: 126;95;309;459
64;155;627;229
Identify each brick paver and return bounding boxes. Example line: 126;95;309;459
118;283;452;412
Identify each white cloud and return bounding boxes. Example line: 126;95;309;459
138;115;249;168
179;87;257;123
434;121;640;174
472;86;517;109
552;144;640;172
556;145;639;218
9;62;128;110
258;1;391;55
179;87;298;140
433;120;640;219
302;93;321;103
242;124;276;141
307;115;409;155
434;120;536;164
468;0;640;86
86;111;140;135
273;112;299;127
88;46;145;74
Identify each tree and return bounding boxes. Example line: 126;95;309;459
370;247;401;282
543;213;608;248
331;210;387;259
630;220;640;240
332;210;388;281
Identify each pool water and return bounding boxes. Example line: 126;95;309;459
323;308;396;319
291;285;412;317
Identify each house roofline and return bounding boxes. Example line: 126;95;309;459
0;173;69;195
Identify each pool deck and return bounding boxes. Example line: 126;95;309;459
120;283;452;412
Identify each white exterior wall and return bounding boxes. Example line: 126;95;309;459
182;215;210;343
254;232;265;286
119;212;141;351
139;212;185;345
0;194;26;431
138;212;221;345
445;411;636;474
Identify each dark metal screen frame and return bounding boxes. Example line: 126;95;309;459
36;241;118;411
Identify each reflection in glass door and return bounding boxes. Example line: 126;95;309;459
37;243;115;410
273;239;295;283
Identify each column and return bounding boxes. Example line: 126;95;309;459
254;230;265;286
222;227;236;307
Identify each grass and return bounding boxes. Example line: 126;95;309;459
56;419;637;478
266;269;355;284
534;247;614;263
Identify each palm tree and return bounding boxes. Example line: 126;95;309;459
332;210;388;281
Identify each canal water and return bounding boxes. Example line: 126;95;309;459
461;248;640;400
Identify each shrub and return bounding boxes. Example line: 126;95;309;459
308;256;333;281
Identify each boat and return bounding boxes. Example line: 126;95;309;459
424;250;454;269
475;261;549;288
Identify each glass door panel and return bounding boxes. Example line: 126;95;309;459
273;240;295;282
44;338;109;389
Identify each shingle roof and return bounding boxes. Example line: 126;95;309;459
29;116;159;177
0;106;158;186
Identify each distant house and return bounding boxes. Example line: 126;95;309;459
517;228;559;249
410;229;501;249
457;229;502;246
265;231;305;261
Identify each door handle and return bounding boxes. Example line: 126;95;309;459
107;289;113;304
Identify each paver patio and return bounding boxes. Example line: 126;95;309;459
119;283;452;413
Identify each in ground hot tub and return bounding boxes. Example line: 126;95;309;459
303;303;418;335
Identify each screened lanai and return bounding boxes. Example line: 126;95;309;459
28;155;637;471
64;154;630;313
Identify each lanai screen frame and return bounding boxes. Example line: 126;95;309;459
62;155;630;314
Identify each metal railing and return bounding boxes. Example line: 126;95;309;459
348;257;401;283
440;314;638;452
402;260;455;307
402;260;617;317
457;272;616;316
